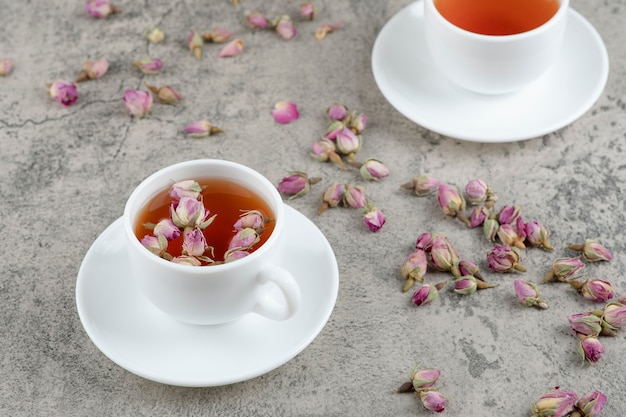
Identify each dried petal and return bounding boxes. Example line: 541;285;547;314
218;39;244;57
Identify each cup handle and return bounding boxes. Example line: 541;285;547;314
253;265;301;321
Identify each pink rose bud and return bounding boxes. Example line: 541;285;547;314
454;275;478;295
335;127;361;156
459;260;484;281
277;171;313;199
123;89;152;117
234;210;266;233
419;390;446;413
401;175;441;197
487;244;525;273
401;249;428;291
145;27;164;43
618;292;626;305
567;239;613;262
343;184;367;209
182;228;208;257
514;278;548;309
498;204;521;224
531;387;578;417
170;197;209;229
145;83;182;105
224;249;250;263
275;15;297;40
578;335;605;363
326;103;348;120
483;215;500;241
183;120;223;138
172;255;202;266
169;180;202;200
300;2;316;20
575;390;607;417
363;206;385;232
202;27;232;43
141;234;168;258
469;206;489;228
360;158;389;181
131;56;163;74
603;302;626;329
464;179;489;205
315;21;343;41
85;0;119;18
77;59;109;82
542;257;585;283
324;120;345;140
318;182;343;215
412;282;446;306
153;218;181;240
228;228;260;250
246;11;269;29
410;366;441;390
437;183;470;227
415;232;437;252
272;100;300;124
580;279;615;303
0;58;13;76
188;30;204;60
567;313;602;336
311;139;347;170
523;220;553;251
218;39;244;57
350;113;368;134
428;235;460;275
47;80;78;107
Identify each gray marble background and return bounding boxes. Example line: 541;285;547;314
1;0;625;415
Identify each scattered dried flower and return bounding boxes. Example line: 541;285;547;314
469;206;489;228
412;282;447;306
359;158;389;181
458;260;484;281
324;120;345;141
401;249;428;291
602;302;626;329
363;205;385;232
343;184;367;209
218;39;244;57
577;335;605;364
318;182;343;215
85;0;120;18
401;175;441;197
188;30;204;60
183;120;224;138
315;21;343;41
326;103;348;120
486;244;526;273
483;215;500;241
145;27;164;43
275;15;297;40
300;2;316;20
418;390;446;413
131;56;163;74
523;220;553;251
567;239;613;262
497;204;521;225
542;257;585;283
514;278;548;309
570;279;615;303
145;83;182;105
530;387;577;417
246;11;269;29
335;127;361;158
497;223;526;249
311;139;347;170
123;89;152;117
47;80;78;107
464;178;490;205
202;27;232;43
0;58;14;76
437;184;470;227
272;100;300;124
568;313;602;337
75;59;109;82
350;113;367;134
410;366;441;390
575;390;607;417
428;235;460;276
277;171;320;199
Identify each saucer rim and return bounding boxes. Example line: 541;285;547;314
371;1;609;143
75;204;339;387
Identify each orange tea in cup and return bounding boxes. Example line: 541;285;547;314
433;0;560;35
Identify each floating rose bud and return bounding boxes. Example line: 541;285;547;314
131;56;163;74
401;249;428;291
277;171;320;199
170;180;203;200
428;235;460;276
335;127;361;157
318;182;343;215
300;2;316;20
483;215;499;241
272;100;300;124
412;282;447;306
363;206;385;232
202;27;232;43
401;175;441;197
183;120;224;138
224;249;249;263
153;218;181;240
170;197;207;229
172;255;202;266
542;257;585;283
145;27;164;43
410;365;441;390
246;11;269;29
350;113;368;134
497;223;525;249
343;184;367;209
218;39;244;57
603;302;626;329
0;58;13;76
123;89;152;117
531;387;577;417
578;335;605;364
514;278;548;309
437;184;470;227
188;30;204;60
567;239;613;262
464;179;489;205
573;279;615;303
575;390;607;417
315;21;343;41
141;234;169;258
145;83;182;105
523;220;553;251
487;244;525;273
326;103;348;121
85;0;119;18
310;139;347;170
567;313;602;336
182;228;208;257
498;205;521;224
47;80;78;107
228;228;260;251
275;15;297;40
418;390;446;413
76;59;109;82
459;260;484;281
234;210;267;233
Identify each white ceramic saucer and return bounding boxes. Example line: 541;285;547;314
76;205;339;387
372;1;609;142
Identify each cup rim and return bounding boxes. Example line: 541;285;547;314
123;159;284;274
425;0;569;41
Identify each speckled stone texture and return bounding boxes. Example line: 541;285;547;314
1;0;626;416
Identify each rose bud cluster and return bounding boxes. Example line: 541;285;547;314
530;386;607;417
395;363;447;414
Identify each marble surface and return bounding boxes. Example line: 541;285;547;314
1;0;625;415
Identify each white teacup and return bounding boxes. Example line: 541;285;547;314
424;0;569;95
123;159;301;325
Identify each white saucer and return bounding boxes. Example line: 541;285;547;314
76;205;339;387
372;1;609;142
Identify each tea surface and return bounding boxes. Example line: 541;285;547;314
434;0;560;35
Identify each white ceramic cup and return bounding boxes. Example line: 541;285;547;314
123;159;301;325
423;0;569;95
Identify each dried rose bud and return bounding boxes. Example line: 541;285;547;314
567;239;613;262
85;0;119;18
272;100;300;124
228;228;260;251
182;228;208;257
412;282;447;306
233;210;266;233
47;80;78;107
542;257;585;283
428;235;460;276
145;27;164;43
418;390;446;413
246;11;269;29
170;180;202;200
410;366;441;390
514;278;548;309
454;275;478;295
459;260;484;281
172;255;202;266
202;27;232;43
75;59;109;82
575;390;607;417
318;182;343;215
141;234;169;258
603;302;626;329
326;103;348;121
468;206;488;229
483;215;500;241
123;89;152;117
401;175;441;197
131;56;163;74
335;127;361;157
487;244;525;273
274;15;297;40
310;139;347;170
300;2;316;20
574;279;615;303
152;218;181;240
171;197;211;229
567;313;602;336
531;387;578;417
224;249;249;263
464;179;490;205
401;249;428;291
183;120;223;138
218;39;244;57
437;184;470;227
350;113;368;134
415;233;438;252
578;335;605;364
0;58;13;76
360;158;389;181
618;293;626;305
324;120;345;141
363;205;386;232
343;184;367;209
315;21;343;41
498;204;521;224
523;220;553;251
497;223;525;249
145;83;182;105
188;30;204;60
277;171;320;199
